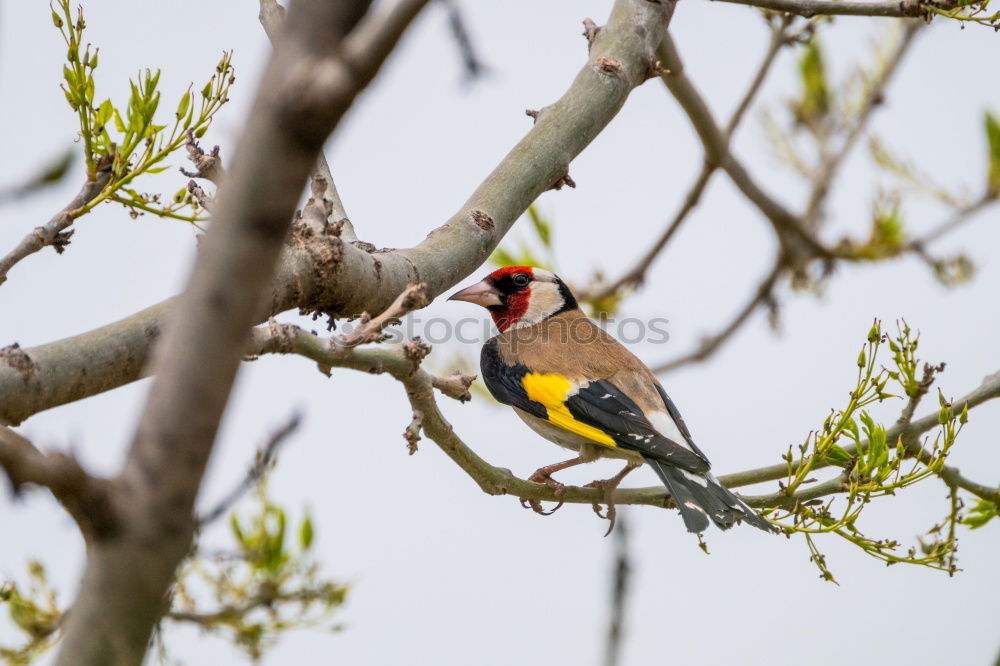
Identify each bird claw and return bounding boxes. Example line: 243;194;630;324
521;470;567;516
585;478;618;537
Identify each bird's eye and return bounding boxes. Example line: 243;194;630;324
512;273;530;288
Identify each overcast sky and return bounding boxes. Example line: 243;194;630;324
1;1;998;664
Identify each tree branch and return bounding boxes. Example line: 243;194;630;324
0;426;115;539
0;0;676;427
0;164;111;286
656;33;830;262
801;21;923;227
593;17;796;299
707;0;954;17
907;193;995;250
720;370;1000;498
196;413;303;527
651;260;783;374
258;0;434;244
55;1;374;663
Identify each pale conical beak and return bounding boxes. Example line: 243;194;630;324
448;280;503;307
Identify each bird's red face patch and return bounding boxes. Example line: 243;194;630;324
492;289;529;332
486;266;535;332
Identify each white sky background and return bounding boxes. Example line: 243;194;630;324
1;1;999;664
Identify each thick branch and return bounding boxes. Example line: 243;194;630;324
0;0;675;426
0;165;111;286
257;0;434;243
0;426;114;538
55;1;373;664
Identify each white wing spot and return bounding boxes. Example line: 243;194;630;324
683;501;707;514
648;411;692;450
680;470;709;487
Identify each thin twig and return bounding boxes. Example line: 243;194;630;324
907;194;995;249
441;0;489;81
593;17;793;300
802;21;924;228
651;260;783;374
336;283;431;348
197;413;303;526
0;165;111;286
0;147;75;203
720;370;1000;501
708;0;950;18
656;33;831;262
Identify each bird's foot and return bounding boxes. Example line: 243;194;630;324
585;464;637;536
519;469;567;515
584;478;619;536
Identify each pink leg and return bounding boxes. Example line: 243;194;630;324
585;463;639;536
520;455;590;516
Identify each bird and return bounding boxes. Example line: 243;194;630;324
448;265;776;535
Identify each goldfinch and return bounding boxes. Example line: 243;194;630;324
449;265;775;535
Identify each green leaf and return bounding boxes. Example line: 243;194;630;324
825;444;853;467
796;39;829;125
112;108;127;133
63;64;77;89
843;417;860;441
526;205;552;248
962;499;997;529
489;246;518;267
176;90;191;120
230;513;247;548
299;512;314;550
96;99;113;126
984;111;1000;193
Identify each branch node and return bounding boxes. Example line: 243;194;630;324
0;343;37;382
549;170;576;191
594;57;623;75
582;18;602;49
404;410;423;455
432;372;477;402
180;129;226;184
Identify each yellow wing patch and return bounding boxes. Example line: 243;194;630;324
520;373;617;447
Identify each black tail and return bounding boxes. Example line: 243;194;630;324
646;457;777;534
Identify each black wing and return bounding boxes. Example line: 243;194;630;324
481;339;709;473
480;338;546;418
565;379;710;473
